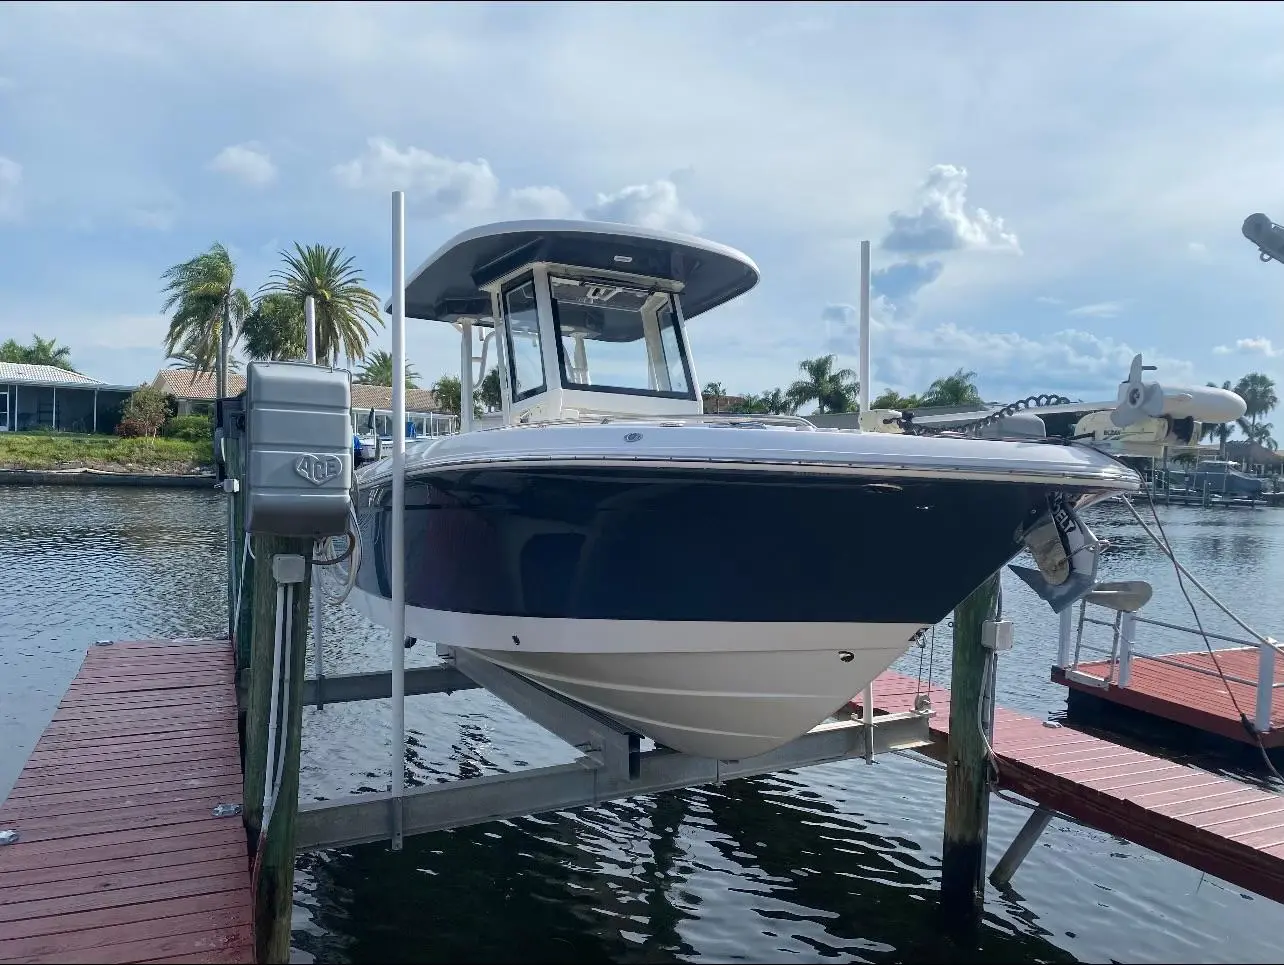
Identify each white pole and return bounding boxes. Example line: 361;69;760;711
305;295;325;704
390;190;407;850
304;295;317;365
859;240;870;413
459;321;474;434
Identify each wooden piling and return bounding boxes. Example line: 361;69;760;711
241;534;313;964
940;571;1000;923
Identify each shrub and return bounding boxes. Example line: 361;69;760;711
162;413;214;442
115;417;150;438
119;385;169;437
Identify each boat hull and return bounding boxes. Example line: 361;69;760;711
348;425;1138;759
346;586;919;759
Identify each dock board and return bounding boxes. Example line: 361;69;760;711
1052;647;1284;748
860;669;1284;905
0;639;254;964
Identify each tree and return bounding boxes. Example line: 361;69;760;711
0;335;77;371
166;348;242;377
357;349;420;388
119;385;170;437
703;381;726;413
160;243;251;395
1233;372;1278;441
431;374;482;418
728;392;768;414
478;368;502;412
872;388;922;410
786;355;859;414
240;293;305;362
259;243;383;366
920;368;983;407
758;388;795;415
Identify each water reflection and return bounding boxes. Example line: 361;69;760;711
4;487;1284;964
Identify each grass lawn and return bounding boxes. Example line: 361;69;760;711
0;432;213;473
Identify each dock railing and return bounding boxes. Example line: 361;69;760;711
1057;597;1280;735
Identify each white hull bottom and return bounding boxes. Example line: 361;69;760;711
348;587;923;760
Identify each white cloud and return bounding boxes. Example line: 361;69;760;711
508;185;577;219
333;137;500;216
1036;295;1065;306
822;301;1191;401
584;179;701;234
0;156;22;221
1214;337;1281;358
1066;300;1126;319
881;164;1021;256
332;138;703;231
208;142;277;186
1187;241;1208;258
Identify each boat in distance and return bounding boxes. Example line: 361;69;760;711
348;218;1142;760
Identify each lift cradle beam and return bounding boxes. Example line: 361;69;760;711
292;653;932;853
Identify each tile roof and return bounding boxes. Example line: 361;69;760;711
0;362;104;386
152;368;441;412
152;369;245;400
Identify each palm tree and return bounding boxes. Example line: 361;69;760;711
478;368;502;411
431;374;482;418
0;334;77;371
728;392;767;414
357;349;420;389
166;347;242;379
160;242;251;399
758;388;795;415
703;381;726;413
240;293;305;362
872;388;921;410
920;368;983;407
258;243;383;366
1233;372;1279;441
786;355;859;414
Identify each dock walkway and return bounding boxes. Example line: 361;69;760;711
861;669;1284;904
0;639;253;964
1053;646;1284;748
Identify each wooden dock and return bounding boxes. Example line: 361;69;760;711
1053;647;1284;749
859;669;1284;904
0;639;254;964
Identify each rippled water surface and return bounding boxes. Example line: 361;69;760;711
3;486;1284;963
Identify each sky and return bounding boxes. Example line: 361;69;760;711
2;1;1284;405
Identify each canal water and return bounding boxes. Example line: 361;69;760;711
2;485;1283;963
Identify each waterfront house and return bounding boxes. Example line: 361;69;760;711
151;369;458;436
0;362;136;434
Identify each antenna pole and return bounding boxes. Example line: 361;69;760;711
389;190;406;850
859;240;870;412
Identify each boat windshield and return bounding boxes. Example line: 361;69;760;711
548;276;695;399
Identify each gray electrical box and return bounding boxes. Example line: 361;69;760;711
244;361;352;538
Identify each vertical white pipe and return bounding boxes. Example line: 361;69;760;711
305;295;317;365
859;240;870;413
304;295;325;703
1256;641;1275;735
390;190;407;850
459;321;474;433
1056;607;1073;669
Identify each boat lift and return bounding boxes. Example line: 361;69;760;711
290;192;931;853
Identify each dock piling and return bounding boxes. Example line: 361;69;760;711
242;539;313;964
940;572;1000;923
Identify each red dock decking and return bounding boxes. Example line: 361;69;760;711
859;669;1284;905
0;639;254;964
1051;647;1284;748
